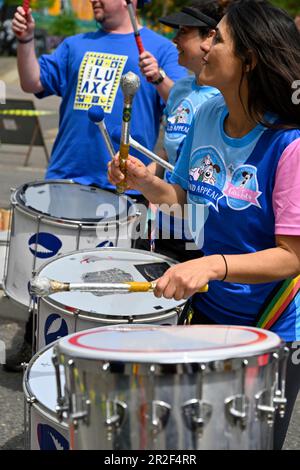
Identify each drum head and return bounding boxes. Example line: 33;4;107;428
24;346;63;412
57;324;282;363
15;181;134;223
38;249;184;317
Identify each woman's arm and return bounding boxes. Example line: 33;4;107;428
154;235;300;300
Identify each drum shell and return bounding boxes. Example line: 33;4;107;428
57;344;284;450
23;345;70;450
34;247;184;351
4;184;138;307
37;296;179;351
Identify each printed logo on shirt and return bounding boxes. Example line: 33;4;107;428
224;164;262;210
74;52;128;113
166;99;193;138
28;233;62;259
188;147;226;210
37;424;69;450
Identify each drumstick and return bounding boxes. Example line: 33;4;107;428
30;277;209;297
23;0;30;14
117;72;140;194
125;0;145;54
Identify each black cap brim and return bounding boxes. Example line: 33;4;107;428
159;11;211;29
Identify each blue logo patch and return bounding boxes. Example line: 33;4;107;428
224;164;262;210
37;424;69;450
28;233;62;259
166;99;193;139
44;314;68;345
96;240;114;248
189;147;226;210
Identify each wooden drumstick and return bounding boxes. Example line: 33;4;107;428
117;72;140;194
30;277;209;297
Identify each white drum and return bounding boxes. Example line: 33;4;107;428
4;180;139;308
53;324;288;450
0;230;9;288
36;248;183;351
23;345;70;450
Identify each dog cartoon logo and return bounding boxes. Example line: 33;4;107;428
166;99;193;138
37;424;69;450
28;233;62;259
188;148;226;210
44;314;68;345
224;165;261;210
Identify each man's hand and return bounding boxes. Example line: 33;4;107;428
12;6;35;39
139;51;161;83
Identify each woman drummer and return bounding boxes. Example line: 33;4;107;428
109;0;300;449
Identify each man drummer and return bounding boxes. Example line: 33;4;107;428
5;0;187;372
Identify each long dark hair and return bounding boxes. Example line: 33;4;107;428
226;0;300;128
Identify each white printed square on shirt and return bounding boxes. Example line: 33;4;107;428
74;52;128;113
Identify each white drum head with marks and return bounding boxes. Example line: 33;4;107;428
38;249;184;318
16;181;134;223
57;324;282;363
25;346;64;413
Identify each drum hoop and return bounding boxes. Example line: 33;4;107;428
40;294;182;322
57;344;285;375
23;342;68;426
36;247;182;318
12;180;138;227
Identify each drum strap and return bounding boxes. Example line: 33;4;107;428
256;275;300;330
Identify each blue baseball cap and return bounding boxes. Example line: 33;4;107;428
137;0;151;8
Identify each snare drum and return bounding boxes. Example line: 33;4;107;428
23;344;69;450
4;180;139;307
36;248;183;350
53;324;288;450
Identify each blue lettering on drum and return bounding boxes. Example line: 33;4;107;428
28;233;62;259
44;314;68;345
37;424;69;450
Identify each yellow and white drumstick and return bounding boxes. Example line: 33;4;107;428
30;277;208;297
117;72;141;194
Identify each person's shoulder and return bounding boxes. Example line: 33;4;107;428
63;30;103;45
194;93;225;120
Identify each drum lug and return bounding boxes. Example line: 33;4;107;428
272;348;289;418
225;394;249;429
52;351;69;420
225;359;249;429
255;389;276;426
105;399;127;441
182;399;212;434
71;400;91;427
151;400;171;435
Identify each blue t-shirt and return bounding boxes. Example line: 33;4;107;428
171;95;300;341
158;76;219;239
36;28;187;193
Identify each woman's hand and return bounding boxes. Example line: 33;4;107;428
154;256;224;301
108;154;154;192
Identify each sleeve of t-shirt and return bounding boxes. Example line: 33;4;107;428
35;39;70;99
169;115;196;190
273;138;300;235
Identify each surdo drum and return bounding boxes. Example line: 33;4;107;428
35;248;183;351
23;345;69;450
53;324;288;450
3;180;139;307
